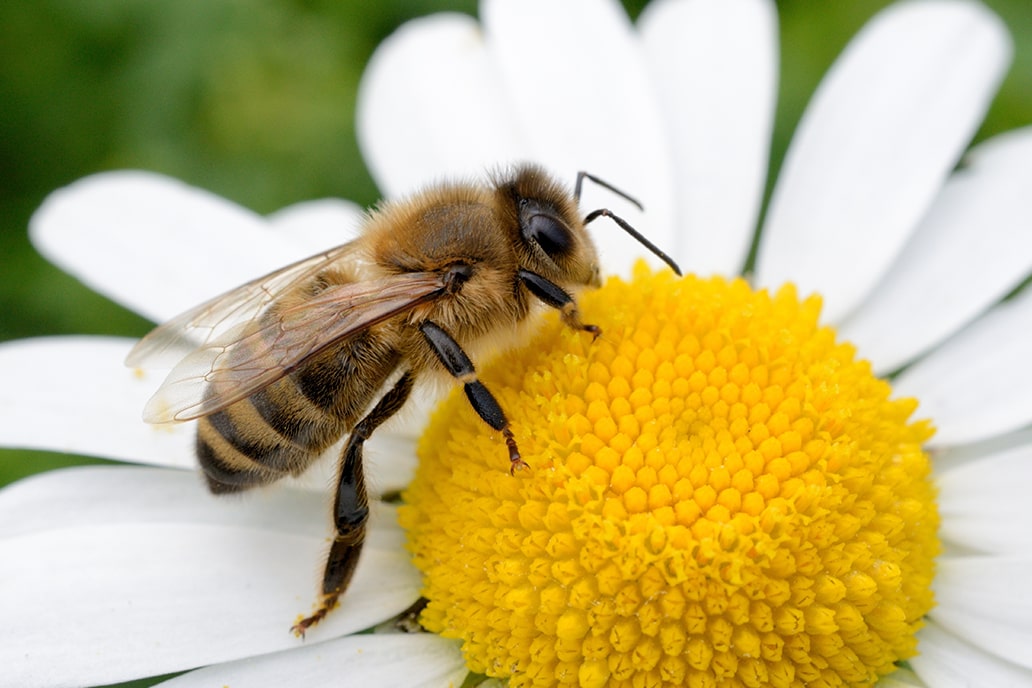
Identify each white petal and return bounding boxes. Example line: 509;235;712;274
638;0;777;275
893;285;1032;447
482;0;677;276
933;425;1032;474
912;620;1032;687
0;482;419;687
0;466;325;539
756;1;1011;322
937;442;1032;555
0;336;194;468
267;198;367;253
155;634;465;688
0;465;405;566
839;127;1032;374
933;555;1032;670
30;171;314;323
357;13;525;199
365;387;436;491
364;431;421;494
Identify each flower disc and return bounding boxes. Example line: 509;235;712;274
401;267;938;688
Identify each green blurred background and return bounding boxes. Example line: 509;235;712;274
0;1;1029;686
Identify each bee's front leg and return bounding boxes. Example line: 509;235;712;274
517;269;600;339
419;321;529;474
292;371;414;638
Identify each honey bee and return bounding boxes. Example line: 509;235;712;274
127;165;681;636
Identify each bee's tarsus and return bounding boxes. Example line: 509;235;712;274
291;593;340;639
503;428;528;474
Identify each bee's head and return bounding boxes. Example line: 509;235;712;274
498;165;601;289
497;165;680;289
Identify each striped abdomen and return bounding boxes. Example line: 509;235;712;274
196;332;400;494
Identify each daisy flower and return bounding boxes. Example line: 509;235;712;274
3;1;1032;687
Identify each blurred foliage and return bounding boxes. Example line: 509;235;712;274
1;0;1031;506
0;0;479;346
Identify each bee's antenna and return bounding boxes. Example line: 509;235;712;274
583;209;682;276
576;171;681;276
575;171;644;210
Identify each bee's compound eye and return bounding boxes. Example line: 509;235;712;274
524;213;572;258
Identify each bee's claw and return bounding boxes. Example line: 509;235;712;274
510;458;531;475
502;428;529;474
291;619;311;639
291;594;339;639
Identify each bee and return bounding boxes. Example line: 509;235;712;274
127;165;681;636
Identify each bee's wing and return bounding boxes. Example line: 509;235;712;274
141;271;448;423
126;242;366;369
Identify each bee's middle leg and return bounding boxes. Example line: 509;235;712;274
291;371;414;638
419;320;528;474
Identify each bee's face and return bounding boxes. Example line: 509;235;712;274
499;166;601;290
516;197;601;288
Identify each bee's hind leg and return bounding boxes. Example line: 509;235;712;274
291;371;415;638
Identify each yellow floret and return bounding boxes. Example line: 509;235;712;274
401;266;938;688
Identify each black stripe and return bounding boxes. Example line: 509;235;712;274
250;387;316;446
247;387;332;457
294;355;347;411
206;410;274;461
196;435;264;494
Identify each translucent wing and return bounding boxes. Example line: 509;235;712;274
141;271;448;423
126;241;367;370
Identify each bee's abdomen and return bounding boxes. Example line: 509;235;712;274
196;338;400;494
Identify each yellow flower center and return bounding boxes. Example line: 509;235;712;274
400;266;938;688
